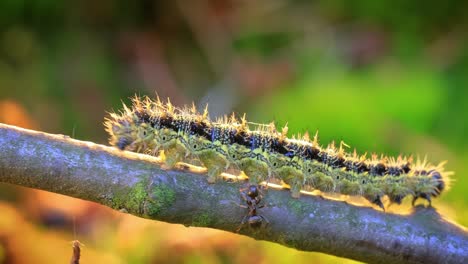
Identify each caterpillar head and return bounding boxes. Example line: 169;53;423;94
104;115;139;151
429;170;445;196
412;175;436;195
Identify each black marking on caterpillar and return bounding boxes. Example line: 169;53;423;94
104;96;453;210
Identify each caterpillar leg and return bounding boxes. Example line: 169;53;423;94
206;168;222;183
199;151;229;184
373;197;385;211
157;128;189;168
316;173;335;193
388;194;405;205
227;144;270;185
290;181;302;199
162;144;187;168
269;154;303;198
281;174;304;199
366;195;385;211
362;179;385;211
412;193;432;207
279;169;303;199
241;160;269;185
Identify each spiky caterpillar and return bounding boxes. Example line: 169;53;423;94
104;96;451;210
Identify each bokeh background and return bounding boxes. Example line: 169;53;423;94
0;1;467;263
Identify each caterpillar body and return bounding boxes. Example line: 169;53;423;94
104;96;451;210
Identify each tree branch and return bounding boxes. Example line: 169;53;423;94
0;123;466;264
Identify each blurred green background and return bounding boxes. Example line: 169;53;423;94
0;1;467;263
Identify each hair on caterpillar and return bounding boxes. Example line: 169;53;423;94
104;95;453;211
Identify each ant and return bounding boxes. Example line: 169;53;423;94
236;184;269;232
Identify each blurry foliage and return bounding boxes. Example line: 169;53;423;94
0;0;467;263
233;31;296;58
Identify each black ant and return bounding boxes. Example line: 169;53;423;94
236;184;269;232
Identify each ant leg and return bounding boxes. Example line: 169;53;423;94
256;190;266;206
239;189;256;208
239;184;249;193
260;215;270;228
240;189;249;202
258;184;267;196
228;200;247;208
236;215;248;232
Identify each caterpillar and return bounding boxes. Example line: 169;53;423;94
104;95;452;210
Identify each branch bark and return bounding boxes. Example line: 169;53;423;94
0;123;466;264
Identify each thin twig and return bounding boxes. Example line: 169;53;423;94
0;123;467;264
70;240;81;264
